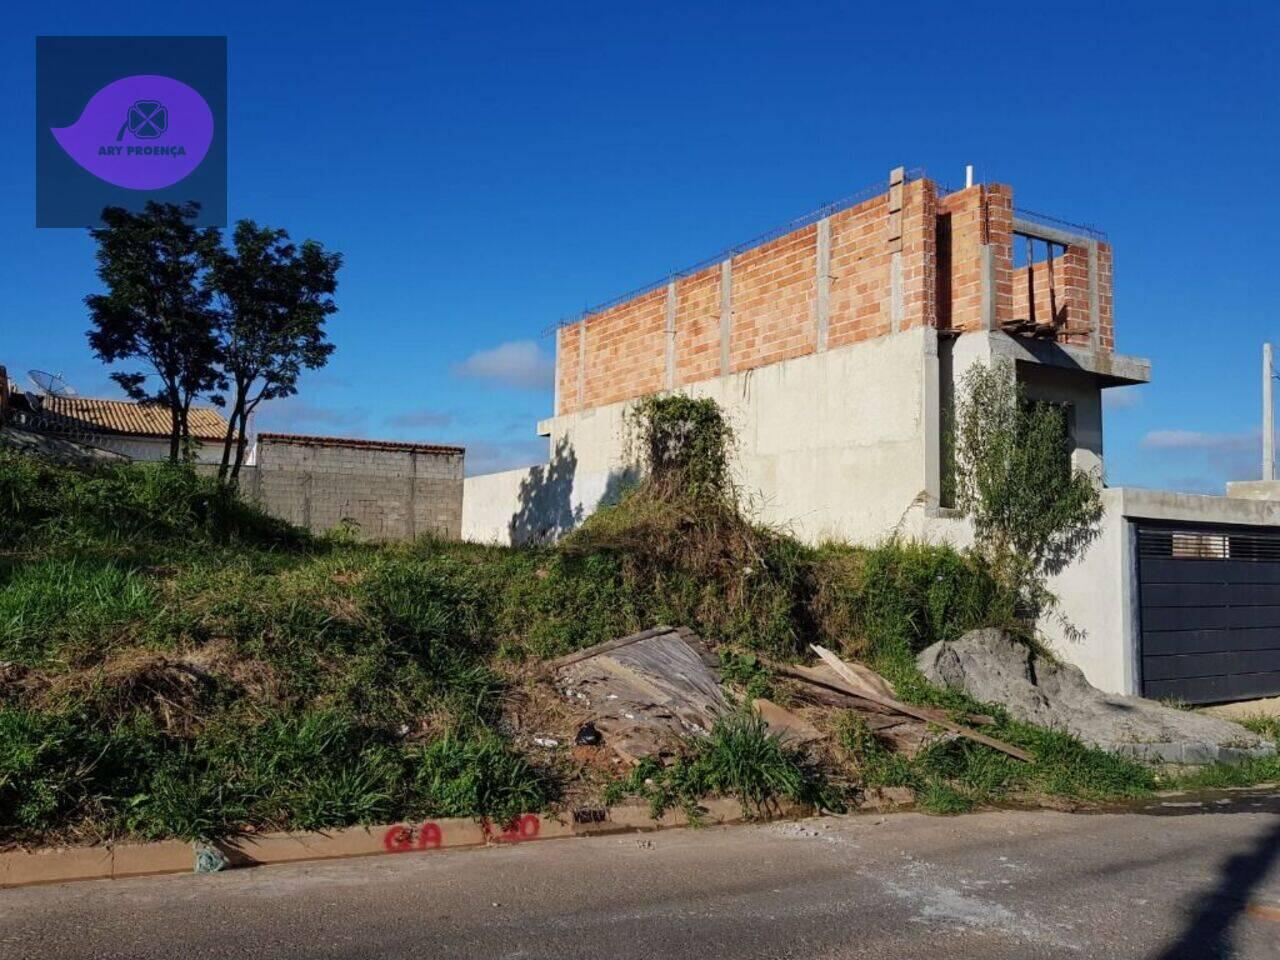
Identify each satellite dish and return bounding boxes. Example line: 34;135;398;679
27;370;77;397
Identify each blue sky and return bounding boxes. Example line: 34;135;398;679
2;1;1277;487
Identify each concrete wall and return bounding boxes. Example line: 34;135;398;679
240;436;464;541
466;326;938;546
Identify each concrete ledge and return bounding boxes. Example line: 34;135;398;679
0;800;800;890
1105;740;1277;765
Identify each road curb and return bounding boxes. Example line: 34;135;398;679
0;798;808;889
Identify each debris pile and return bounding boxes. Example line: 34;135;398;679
551;626;1031;770
551;626;728;763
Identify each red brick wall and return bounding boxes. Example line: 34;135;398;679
826;194;892;347
1009;243;1102;348
936;186;984;333
1097;243;1114;352
579;288;666;410
901;179;937;331
986;185;1014;330
674;266;721;387
557;324;581;413
729;225;817;373
553;176;1113;417
1009;251;1075;324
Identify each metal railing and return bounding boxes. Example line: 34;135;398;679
1013;205;1107;242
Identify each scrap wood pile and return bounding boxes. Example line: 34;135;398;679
545;626;1031;767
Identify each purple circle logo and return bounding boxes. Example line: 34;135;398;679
51;75;214;191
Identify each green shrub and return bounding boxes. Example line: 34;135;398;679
810;540;1019;669
628;394;735;500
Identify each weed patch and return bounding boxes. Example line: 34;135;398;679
605;711;840;818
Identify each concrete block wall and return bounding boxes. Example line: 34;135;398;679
553;174;1108;420
242;434;464;541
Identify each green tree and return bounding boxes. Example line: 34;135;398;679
208;222;341;481
952;359;1103;616
86;202;222;462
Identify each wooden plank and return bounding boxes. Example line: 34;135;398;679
773;663;897;714
752;698;825;744
776;662;994;726
810;645;1033;763
547;626;674;670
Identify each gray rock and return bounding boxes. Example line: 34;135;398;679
917;629;1275;764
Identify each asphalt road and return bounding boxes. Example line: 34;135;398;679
3;790;1279;960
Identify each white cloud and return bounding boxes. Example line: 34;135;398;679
1102;387;1142;411
1139;427;1261;494
1140;429;1257;452
454;340;554;391
252;397;367;435
385;409;453;429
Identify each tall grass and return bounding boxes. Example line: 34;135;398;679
0;559;156;664
0;436;1184;845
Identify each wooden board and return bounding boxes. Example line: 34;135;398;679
810;645;1033;763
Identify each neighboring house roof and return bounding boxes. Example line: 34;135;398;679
256;432;465;456
39;396;230;441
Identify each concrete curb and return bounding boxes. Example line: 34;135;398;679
0;798;806;890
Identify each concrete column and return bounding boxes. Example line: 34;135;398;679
1265;343;1275;481
553;327;562;414
980;245;996;331
815;218;831;351
1087;242;1100;351
719;260;732;375
922;328;941;505
664;281;677;391
886;166;904;254
890;252;904;333
577;320;587;411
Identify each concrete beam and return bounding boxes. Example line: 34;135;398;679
986;331;1151;385
1011;217;1096;250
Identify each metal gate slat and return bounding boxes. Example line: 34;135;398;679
1136;522;1280;704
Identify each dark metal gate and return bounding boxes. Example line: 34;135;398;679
1136;523;1280;703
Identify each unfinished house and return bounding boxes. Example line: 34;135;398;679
464;168;1280;704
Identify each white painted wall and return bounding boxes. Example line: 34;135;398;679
1040;488;1135;693
463;326;939;546
82;435;224;463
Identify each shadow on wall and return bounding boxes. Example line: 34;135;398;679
507;437;640;546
